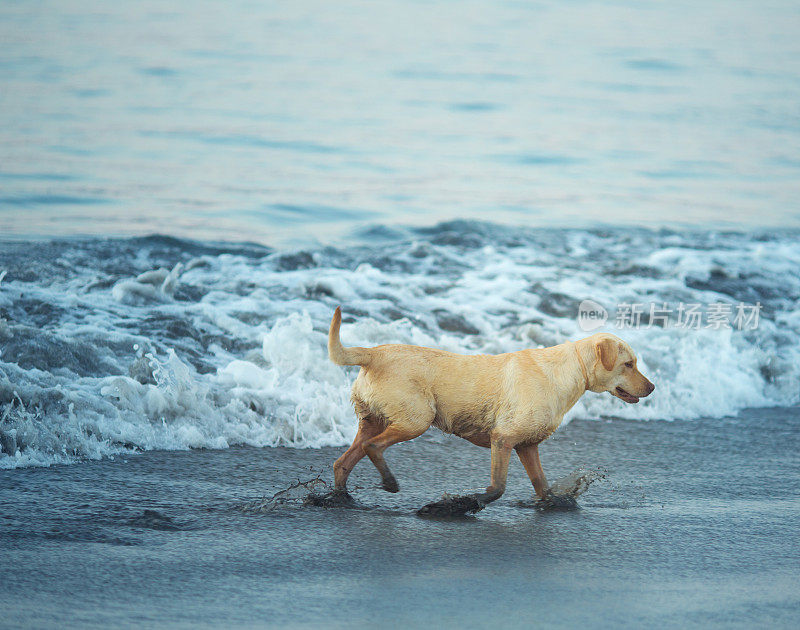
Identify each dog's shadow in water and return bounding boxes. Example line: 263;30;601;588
515;492;580;512
417;467;607;518
243;467;604;518
416;494;486;518
416;491;581;519
304;489;364;509
304;489;583;519
305;489;486;519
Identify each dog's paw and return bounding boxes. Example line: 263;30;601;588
381;475;399;493
416;494;485;518
304;489;358;508
535;491;579;511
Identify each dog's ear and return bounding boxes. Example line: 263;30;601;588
595;337;619;371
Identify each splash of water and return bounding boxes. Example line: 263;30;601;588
239;476;330;513
533;467;608;511
549;467;608;496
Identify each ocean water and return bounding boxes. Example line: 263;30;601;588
1;224;799;468
2;1;800;470
2;3;800;626
1;0;800;244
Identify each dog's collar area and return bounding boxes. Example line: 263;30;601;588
573;343;591;391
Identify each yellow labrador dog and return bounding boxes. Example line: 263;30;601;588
327;307;654;510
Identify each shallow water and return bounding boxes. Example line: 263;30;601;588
2;1;799;470
1;410;798;628
1;0;800;244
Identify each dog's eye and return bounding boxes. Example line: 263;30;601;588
624;361;634;368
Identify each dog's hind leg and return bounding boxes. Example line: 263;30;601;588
363;424;427;493
515;443;549;499
333;419;383;491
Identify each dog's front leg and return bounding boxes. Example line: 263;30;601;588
515;443;549;499
416;437;512;517
475;438;513;504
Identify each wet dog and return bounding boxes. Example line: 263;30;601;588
327;307;654;510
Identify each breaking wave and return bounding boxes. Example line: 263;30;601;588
1;222;799;468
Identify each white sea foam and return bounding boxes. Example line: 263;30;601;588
1;225;799;468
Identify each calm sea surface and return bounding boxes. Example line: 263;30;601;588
2;0;800;244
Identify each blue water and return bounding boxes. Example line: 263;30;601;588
2;0;800;244
2;0;800;470
2;5;800;627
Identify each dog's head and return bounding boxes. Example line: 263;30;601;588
586;333;654;403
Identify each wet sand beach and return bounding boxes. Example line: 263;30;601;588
2;408;798;628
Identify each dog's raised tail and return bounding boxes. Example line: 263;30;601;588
328;306;371;366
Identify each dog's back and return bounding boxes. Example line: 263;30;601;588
329;307;515;437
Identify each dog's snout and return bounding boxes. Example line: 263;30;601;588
644;380;655;396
